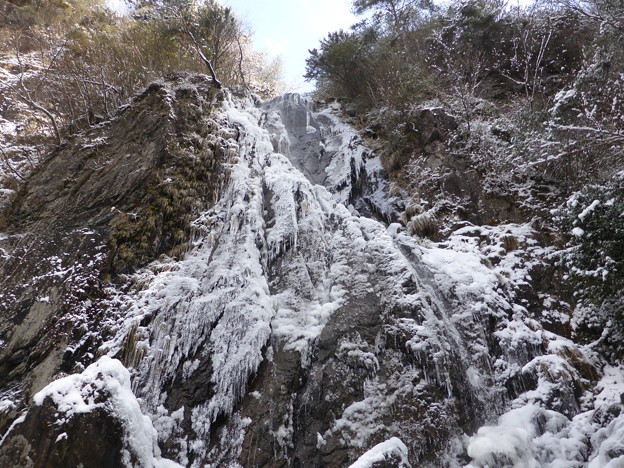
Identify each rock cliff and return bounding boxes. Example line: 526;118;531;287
0;75;622;467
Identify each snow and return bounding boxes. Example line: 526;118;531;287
0;399;15;413
333;394;393;449
34;356;182;468
80;88;621;467
468;426;538;468
105;0;133;16
348;437;411;468
466;404;570;468
421;246;500;298
594;365;624;407
552;88;578;115
578;199;600;220
588;416;624;468
464;359;624;468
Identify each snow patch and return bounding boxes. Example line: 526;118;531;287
34;356;181;468
578;199;600;220
348;437;411;468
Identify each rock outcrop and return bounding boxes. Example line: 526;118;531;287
0;77;622;468
0;74;229;465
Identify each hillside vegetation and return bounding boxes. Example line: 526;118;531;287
306;0;624;359
0;0;282;193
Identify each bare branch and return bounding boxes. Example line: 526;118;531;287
557;0;624;32
554;124;624;140
13;87;61;146
0;146;27;181
12;38;62;145
173;8;222;88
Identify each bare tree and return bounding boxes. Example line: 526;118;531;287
501;5;553;106
168;6;222;88
11;44;62;146
0;146;27;181
556;0;624;32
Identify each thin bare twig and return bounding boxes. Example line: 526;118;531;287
14;43;62;145
173;8;222;88
0;146;26;181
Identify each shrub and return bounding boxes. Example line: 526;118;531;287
557;172;624;356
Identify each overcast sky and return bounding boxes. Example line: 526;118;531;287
222;0;358;92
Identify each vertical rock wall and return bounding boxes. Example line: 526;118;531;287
0;80;619;468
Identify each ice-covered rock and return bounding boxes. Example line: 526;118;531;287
104;92;602;466
0;356;181;467
348;437;411;468
0;78;621;467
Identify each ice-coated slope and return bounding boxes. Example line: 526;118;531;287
8;89;623;468
103;93;420;465
104;93;621;467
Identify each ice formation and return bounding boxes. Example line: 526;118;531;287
7;89;624;467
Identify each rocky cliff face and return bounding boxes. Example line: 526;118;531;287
0;76;623;467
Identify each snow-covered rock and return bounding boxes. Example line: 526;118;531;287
1;77;621;467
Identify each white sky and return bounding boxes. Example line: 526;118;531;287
222;0;358;92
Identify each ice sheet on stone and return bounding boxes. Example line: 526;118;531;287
98;90;611;467
263;94;404;223
348;437;411;468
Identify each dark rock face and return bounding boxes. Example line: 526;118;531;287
238;292;385;468
1;79;176;395
0;355;168;467
411;107;459;147
0;401;125;468
0;74;228;466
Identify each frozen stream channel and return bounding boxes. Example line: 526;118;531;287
11;89;624;468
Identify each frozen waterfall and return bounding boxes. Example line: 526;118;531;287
26;90;622;467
